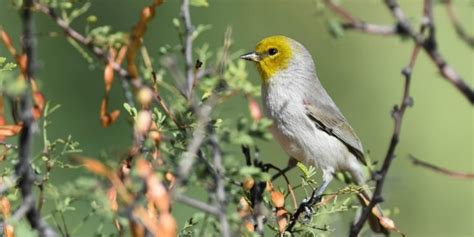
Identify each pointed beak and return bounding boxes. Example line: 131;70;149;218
240;52;261;62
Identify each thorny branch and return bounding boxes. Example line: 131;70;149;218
14;0;57;236
409;155;474;180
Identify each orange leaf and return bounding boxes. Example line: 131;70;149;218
78;157;110;177
107;187;118;212
0;28;17;56
126;0;163;80
238;196;251;218
276;208;288;234
158;213;177;237
271;191;285;208
243;177;255;191
0;197;15;237
0;125;22;137
100;96;120;128
104;63;114;92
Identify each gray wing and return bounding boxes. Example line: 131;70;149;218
305;103;367;165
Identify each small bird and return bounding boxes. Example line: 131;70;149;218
241;35;387;233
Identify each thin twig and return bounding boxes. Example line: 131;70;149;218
323;0;474;104
174;193;220;216
208;125;230;237
409;155;474;179
15;1;56;236
324;0;397;36
349;1;427;235
384;0;474;104
35;3;136;107
181;0;194;98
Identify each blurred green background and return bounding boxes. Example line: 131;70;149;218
1;0;473;236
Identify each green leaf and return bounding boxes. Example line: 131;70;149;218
327;18;345;38
6;78;27;96
190;0;209;7
297;162;310;177
87;15;97;23
239;166;262;176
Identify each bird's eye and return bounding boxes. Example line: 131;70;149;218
268;48;278;56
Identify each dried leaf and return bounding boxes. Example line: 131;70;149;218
271;191;285;208
127;0;163;79
0;125;23;137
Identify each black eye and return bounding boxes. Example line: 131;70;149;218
268;48;278;55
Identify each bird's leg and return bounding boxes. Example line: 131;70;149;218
302;172;334;220
308;174;333;205
271;157;297;181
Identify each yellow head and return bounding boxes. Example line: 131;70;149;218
240;35;293;83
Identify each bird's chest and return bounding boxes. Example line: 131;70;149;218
262;85;311;160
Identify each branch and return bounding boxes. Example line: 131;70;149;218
174;193;220;216
444;0;474;48
349;0;428;234
181;0;195;98
286;187;322;232
323;0;474;104
207;125;230;237
384;0;474;104
15;1;56;236
35;3;135;107
36;2;184;129
324;0;398;36
409;155;474;179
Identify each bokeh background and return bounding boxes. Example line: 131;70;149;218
1;0;473;236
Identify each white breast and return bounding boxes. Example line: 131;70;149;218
261;69;353;172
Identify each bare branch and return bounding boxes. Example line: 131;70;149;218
174;193;220;216
384;0;474;103
207;125;231;237
349;0;427;235
409;155;474;179
181;0;195;98
324;0;397;36
323;0;474;103
15;1;56;236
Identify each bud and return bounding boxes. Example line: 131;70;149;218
137;87;154;108
247;97;262;121
135;110;152;135
243;177;255;191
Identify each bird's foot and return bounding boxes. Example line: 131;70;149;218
301;198;315;223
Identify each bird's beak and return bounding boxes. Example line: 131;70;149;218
240;52;261;62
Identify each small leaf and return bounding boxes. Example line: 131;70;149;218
190;0;209;7
328;18;344;38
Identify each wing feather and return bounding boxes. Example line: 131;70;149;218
305;103;366;165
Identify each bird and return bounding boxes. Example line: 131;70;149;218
240;35;388;234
